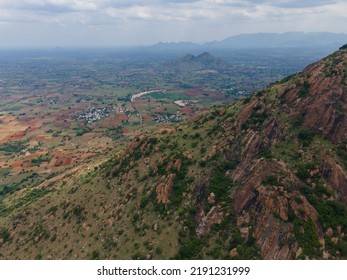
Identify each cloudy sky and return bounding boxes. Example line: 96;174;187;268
0;0;346;47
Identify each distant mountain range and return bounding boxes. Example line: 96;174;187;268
149;32;347;51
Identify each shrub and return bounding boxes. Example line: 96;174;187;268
294;197;303;204
314;200;347;231
298;128;315;146
91;250;100;260
0;228;10;243
0;141;28;153
296;162;315;180
294;220;321;258
208;167;233;201
176;237;205;259
72;205;85;223
299;81;310;97
262;175;281;186
335;142;347;169
75;129;86;136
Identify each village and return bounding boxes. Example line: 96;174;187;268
75;107;111;123
152;113;181;123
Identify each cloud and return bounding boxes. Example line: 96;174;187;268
246;0;338;8
0;0;346;47
0;0;342;23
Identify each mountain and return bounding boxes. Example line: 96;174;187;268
207;32;347;49
148;32;347;53
159;52;231;72
1;46;347;260
150;41;200;51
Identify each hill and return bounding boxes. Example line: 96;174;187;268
1;46;347;260
159;52;231;72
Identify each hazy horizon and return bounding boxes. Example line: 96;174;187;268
0;0;347;48
0;31;346;51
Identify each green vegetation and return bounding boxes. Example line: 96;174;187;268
303;189;347;232
52;130;62;137
297;128;316;147
294;220;321;259
261;175;281;186
208;166;233;201
0;141;28;154
3;105;24;111
242;106;268;131
31;155;52;166
296;162;315;180
0;228;11;245
335;142;347;169
0;46;347;260
298;80;310;97
75;129;87;137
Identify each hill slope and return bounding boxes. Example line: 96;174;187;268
1;46;347;260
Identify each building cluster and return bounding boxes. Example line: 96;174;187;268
76;107;110;123
152;113;181;123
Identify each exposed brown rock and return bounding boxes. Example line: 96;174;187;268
196;206;223;238
165;156;182;173
321;157;347;203
230;248;238;257
289;196;318;222
236;102;256;130
207;193;216;204
217;108;226;116
323;251;330;260
209;147;216;158
231;160;326;259
173;159;182;172
331;237;339;245
184;152;193;160
326;228;333;236
296;247;303;258
82;222;89;231
126;140;140;154
156;174;176;205
279;53;347;145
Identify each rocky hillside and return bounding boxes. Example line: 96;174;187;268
1;46;347;260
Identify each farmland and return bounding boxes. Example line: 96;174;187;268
0;48;322;203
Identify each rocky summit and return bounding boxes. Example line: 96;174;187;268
1;46;347;260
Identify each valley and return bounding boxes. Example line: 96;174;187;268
1;46;346;260
0;48;309;202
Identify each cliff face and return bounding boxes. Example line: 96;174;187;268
224;48;347;259
1;47;346;260
279;51;347;144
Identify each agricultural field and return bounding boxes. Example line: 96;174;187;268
0;48;320;206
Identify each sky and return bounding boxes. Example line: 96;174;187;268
0;0;346;47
